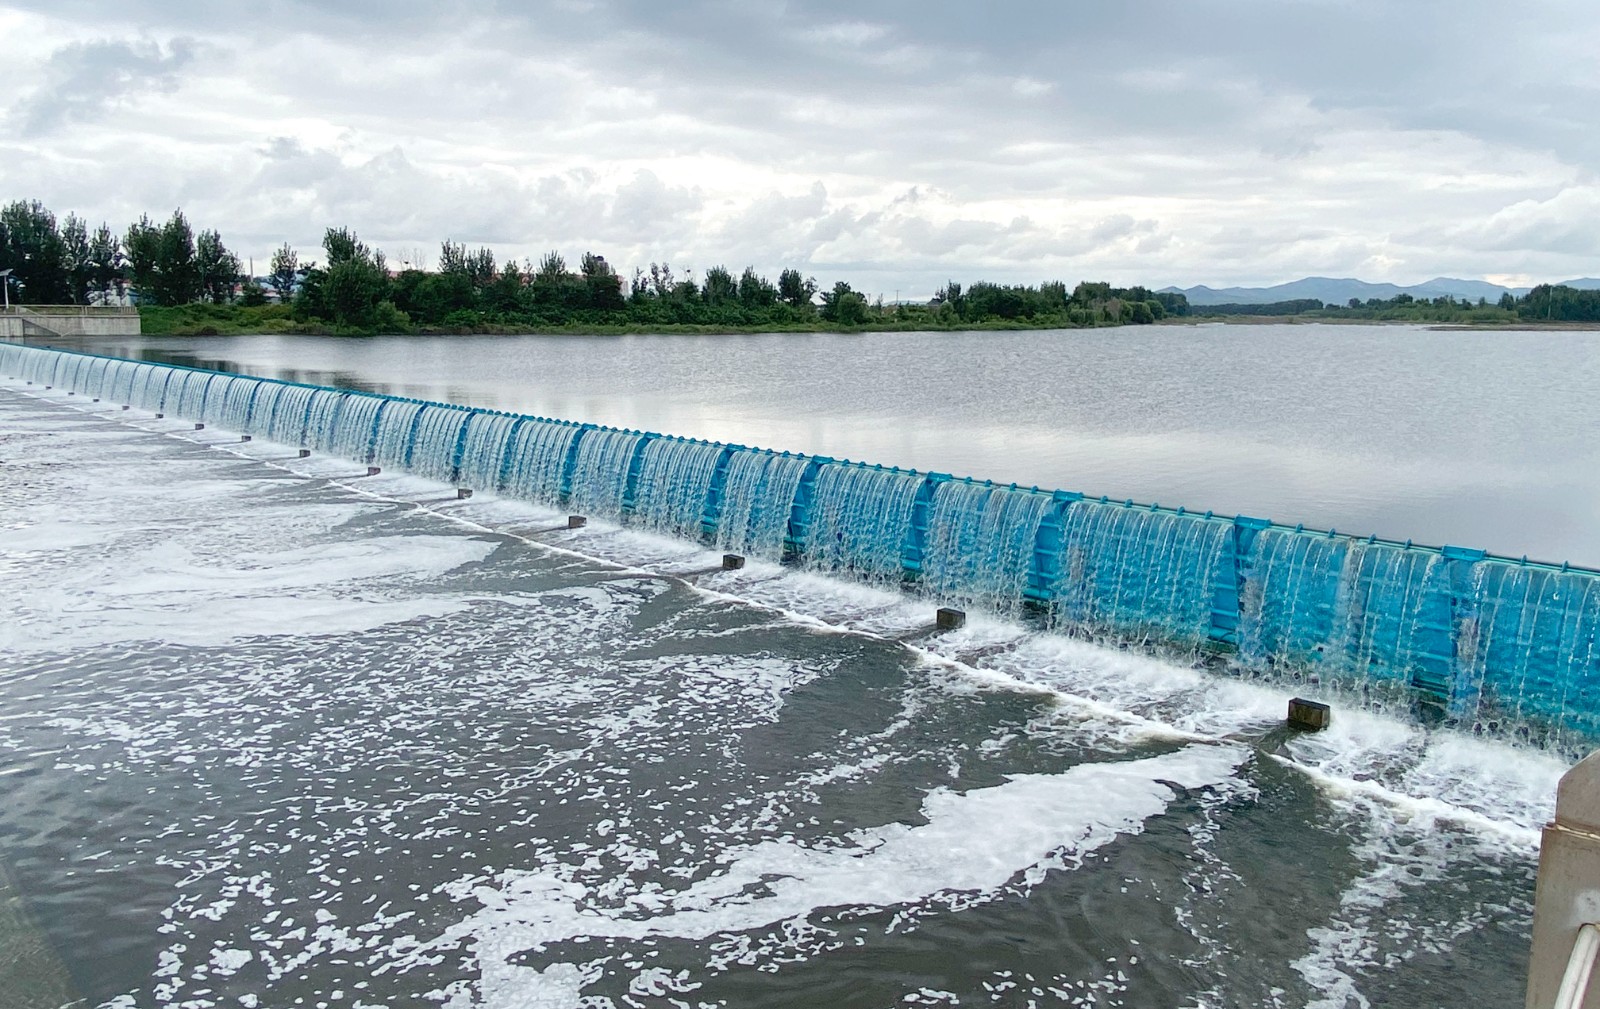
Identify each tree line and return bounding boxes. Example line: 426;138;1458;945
1196;289;1600;324
0;198;1188;333
19;195;1600;333
270;227;1187;333
0;200;242;307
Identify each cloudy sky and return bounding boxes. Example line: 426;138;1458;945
2;0;1596;296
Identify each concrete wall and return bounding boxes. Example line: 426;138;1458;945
0;308;140;338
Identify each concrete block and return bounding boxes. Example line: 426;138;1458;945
240;435;252;442
298;449;311;458
366;466;381;477
121;405;129;411
1288;698;1331;730
194;423;205;431
457;488;474;500
722;554;746;570
155;413;163;419
567;515;587;529
936;607;967;630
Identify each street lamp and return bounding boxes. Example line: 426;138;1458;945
0;269;11;311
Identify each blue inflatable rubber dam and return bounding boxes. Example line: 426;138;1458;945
7;341;1599;744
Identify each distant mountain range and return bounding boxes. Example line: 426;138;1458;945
1158;276;1600;307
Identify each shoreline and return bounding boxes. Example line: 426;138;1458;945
129;319;1600;338
123;307;1600;338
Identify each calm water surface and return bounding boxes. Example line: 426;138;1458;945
70;324;1600;565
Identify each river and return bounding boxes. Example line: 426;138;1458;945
0;324;1583;1007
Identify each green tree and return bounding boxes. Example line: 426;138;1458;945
777;268;816;310
268;243;299;303
701;265;737;306
933;281;965;318
0;200;70;304
154;210;201;306
61;214;93;304
196;229;241;303
819;280;867;326
124;215;161;302
438;240;469;277
648;262;675;298
303;226;393;328
465;247;497;289
485;260;525;314
530;251;577;314
738;267;777;308
579;253;625;312
89;223;123;301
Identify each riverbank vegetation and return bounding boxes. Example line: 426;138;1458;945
1187;288;1600;326
6;197;1600;335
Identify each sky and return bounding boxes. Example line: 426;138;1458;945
2;0;1598;298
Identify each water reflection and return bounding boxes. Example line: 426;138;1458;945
58;326;1600;564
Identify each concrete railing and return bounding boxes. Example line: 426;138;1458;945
1528;752;1600;1008
0;305;138;316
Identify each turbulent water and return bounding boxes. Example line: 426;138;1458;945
0;377;1571;1008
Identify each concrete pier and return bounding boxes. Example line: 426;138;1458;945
1288;698;1331;731
1527;750;1600;1008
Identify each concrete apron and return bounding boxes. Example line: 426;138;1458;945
0;860;79;1009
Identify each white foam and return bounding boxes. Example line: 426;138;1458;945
409;744;1247;1007
1;535;496;651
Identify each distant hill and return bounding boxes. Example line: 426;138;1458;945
1158;276;1600;307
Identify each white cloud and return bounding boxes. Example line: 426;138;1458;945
0;0;1595;293
12;36;198;136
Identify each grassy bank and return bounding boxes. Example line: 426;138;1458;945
142;302;1599;338
139;303;306;336
138;304;1141;337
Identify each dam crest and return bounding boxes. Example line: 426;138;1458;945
6;340;1598;747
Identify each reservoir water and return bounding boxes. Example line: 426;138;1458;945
67;323;1600;566
0;325;1588;1007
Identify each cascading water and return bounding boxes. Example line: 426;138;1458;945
799;464;925;581
369;400;427;467
629;438;726;540
455;412;520;490
919;481;1052;611
712;450;810;558
1236;527;1348;670
566;428;649;515
500;419;578;505
8;341;1600;744
406;405;472;482
1054;501;1232;646
327;393;384;462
